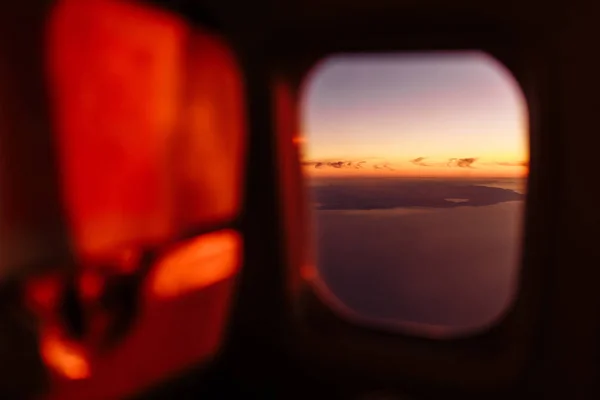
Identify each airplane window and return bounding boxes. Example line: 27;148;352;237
300;52;528;337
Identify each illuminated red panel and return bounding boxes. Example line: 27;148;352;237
173;32;246;233
46;0;188;259
147;229;242;299
45;248;238;399
42;0;245;396
38;226;242;386
45;281;236;400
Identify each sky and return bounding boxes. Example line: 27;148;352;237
299;51;529;178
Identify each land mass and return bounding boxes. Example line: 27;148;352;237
310;179;525;210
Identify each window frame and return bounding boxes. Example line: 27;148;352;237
270;16;556;393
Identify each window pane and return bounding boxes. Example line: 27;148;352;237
300;52;528;337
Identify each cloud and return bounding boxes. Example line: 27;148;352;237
410;157;431;167
496;161;529;167
305;156;526;172
303;160;368;170
373;162;395;171
447;158;477;168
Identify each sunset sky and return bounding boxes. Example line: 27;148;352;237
299;51;529;178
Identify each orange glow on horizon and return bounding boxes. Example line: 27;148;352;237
148;230;242;299
300;53;529;181
303;166;529;179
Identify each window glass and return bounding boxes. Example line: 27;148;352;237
300;52;528;337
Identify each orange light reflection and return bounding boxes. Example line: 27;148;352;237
26;275;63;315
148;230;242;299
300;264;318;282
41;329;91;380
